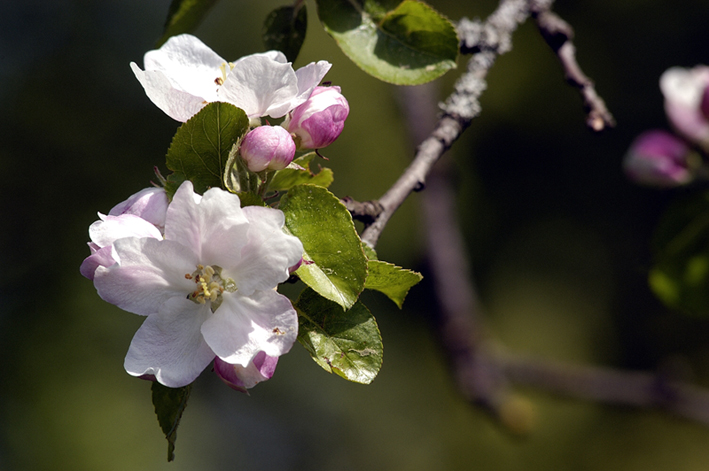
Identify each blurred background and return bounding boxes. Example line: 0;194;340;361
3;0;709;469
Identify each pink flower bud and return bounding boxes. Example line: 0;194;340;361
284;86;349;149
214;353;278;393
240;125;296;172
109;187;169;230
623;130;693;187
660;66;709;148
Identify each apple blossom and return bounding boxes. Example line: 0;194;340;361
131;34;331;122
240;125;296;172
283;86;349;149
623;130;694;187
660;65;709;148
90;181;303;388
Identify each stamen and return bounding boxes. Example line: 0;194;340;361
186;264;237;308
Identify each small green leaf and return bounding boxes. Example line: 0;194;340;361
315;0;458;85
270;153;334;191
296;287;383;384
365;260;422;308
263;5;308;62
650;190;709;315
166;102;249;195
157;0;219;47
280;184;368;310
151;382;192;462
362;242;378;260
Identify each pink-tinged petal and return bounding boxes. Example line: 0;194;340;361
227;205;303;295
201;290;298;366
293;61;332;105
124;297;215;388
80;246;116;280
88;213;162;248
164;181;249;267
109;187;169;229
142;34;225;101
218;54;299;118
94;237;197;316
214;352;278;392
131;64;210;122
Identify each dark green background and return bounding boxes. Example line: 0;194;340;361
3;0;709;469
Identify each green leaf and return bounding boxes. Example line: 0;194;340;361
650;190;709;315
362;242;378;260
315;0;458;85
269;153;334;191
236;191;267;208
157;0;219;47
280;184;368;310
365;260;422;308
166;102;249;195
151;382;192;462
263;4;308;62
296;287;383;384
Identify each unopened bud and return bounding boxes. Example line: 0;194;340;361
283;86;349;149
623;130;693;187
240;125;296;172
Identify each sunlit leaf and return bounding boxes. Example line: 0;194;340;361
269;153;333;191
263;4;308;62
157;0;219;47
315;0;458;85
365;260;422;308
151;382;192;462
296;287;383;384
165;102;249;196
280;185;367;309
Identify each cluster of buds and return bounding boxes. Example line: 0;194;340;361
240;85;350;173
624;65;709;187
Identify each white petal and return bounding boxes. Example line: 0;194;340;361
201;290;298;367
660;66;709;108
293;60;332;105
131;63;210;122
218;54;299;118
125;297;215;388
94;237;197;316
164;181;249;267
228;205;303;295
88;213;161;248
261;50;288;63
142;34;225;100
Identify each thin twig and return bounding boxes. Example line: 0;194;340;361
360;0;546;247
392;0;709;430
531;6;616;131
499;352;709;426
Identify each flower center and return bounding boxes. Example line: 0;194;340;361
214;62;235;86
185;264;236;310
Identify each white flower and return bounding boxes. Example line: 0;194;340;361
130;34;331;122
91;181;303;387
